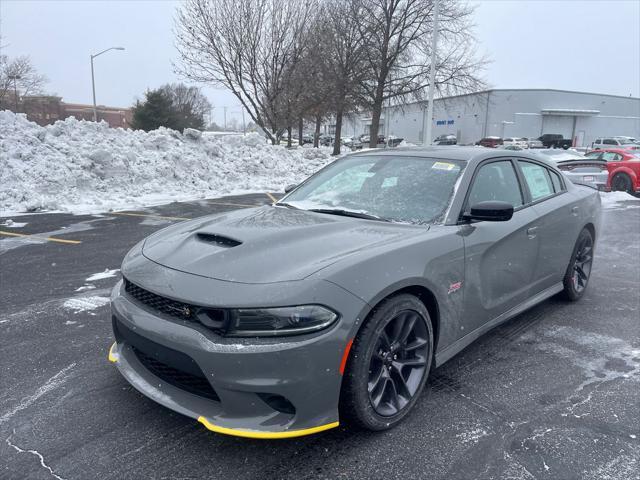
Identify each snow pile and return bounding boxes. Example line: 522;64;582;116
600;191;640;210
0;111;334;214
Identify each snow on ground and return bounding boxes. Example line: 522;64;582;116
0;219;27;228
62;296;110;313
0;111;333;215
85;268;120;282
600;191;640;210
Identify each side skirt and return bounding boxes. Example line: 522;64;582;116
434;282;564;366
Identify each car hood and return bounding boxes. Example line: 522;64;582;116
142;206;427;284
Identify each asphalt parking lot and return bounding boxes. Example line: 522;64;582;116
1;192;639;480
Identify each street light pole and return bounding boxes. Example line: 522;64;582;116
424;0;440;146
90;46;125;122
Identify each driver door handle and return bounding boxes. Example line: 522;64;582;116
571;206;579;216
526;226;538;239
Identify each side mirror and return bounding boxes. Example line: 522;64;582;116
284;184;297;194
464;201;514;222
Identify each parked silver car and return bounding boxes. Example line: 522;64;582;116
535;149;608;190
109;147;601;438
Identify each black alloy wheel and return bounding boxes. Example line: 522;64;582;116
562;228;594;301
340;294;434;431
367;310;429;416
571;232;594;294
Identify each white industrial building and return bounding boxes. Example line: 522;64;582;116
335;89;640;147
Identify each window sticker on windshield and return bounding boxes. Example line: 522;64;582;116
432;162;458;171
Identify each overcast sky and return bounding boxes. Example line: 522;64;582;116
1;0;639;125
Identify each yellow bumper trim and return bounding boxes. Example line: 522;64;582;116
108;342;119;363
198;416;339;439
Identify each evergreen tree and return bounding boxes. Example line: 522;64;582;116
131;89;176;131
131;84;211;132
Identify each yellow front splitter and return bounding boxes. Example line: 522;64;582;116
108;342;119;363
198;416;339;439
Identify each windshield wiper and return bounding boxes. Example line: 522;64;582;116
308;208;391;222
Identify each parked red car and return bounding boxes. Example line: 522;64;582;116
585;148;640;196
476;136;503;148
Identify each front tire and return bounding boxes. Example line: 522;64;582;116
340;294;433;431
561;228;594;301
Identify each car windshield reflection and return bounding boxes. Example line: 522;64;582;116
280;155;465;225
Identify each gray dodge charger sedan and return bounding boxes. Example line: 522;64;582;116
109;147;601;438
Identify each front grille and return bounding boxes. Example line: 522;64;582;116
132;346;220;402
125;279;196;321
124;279;228;331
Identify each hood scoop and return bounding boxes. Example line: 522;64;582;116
196;232;242;248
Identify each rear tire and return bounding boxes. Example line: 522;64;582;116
561;228;594;301
611;173;633;194
340;294;433;431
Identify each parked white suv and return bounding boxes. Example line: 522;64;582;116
502;137;529;149
592;137;639;150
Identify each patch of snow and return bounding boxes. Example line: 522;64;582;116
85;268;120;282
0;363;76;424
0;111;334;215
600;191;640;210
6;432;67;480
456;427;489;444
75;284;96;292
62;296;110;312
0;219;27;228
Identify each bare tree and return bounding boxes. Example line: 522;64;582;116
0;55;48;110
160;82;212;128
357;0;486;148
175;0;317;144
320;0;368;155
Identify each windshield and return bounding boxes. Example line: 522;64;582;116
281;155;465;224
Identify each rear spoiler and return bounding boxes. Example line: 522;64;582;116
569;180;602;191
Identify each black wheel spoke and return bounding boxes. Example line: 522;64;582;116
370;370;389;408
390;363;412;398
387;377;401;412
399;314;417;344
368;364;384;392
389;312;407;343
379;330;392;350
395;357;427;369
405;337;428;351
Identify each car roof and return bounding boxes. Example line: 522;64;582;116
349;146;525;163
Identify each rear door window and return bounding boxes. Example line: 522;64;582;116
518;161;555;202
549;169;564;193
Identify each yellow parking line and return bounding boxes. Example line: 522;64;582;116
0;230;82;245
110;212;191;221
265;192;278;203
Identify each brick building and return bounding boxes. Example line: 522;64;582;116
18;95;133;128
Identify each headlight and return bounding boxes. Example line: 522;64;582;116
226;305;338;337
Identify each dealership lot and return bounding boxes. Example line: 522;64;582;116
1;192;639;480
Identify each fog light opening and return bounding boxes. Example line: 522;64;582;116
257;393;296;415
